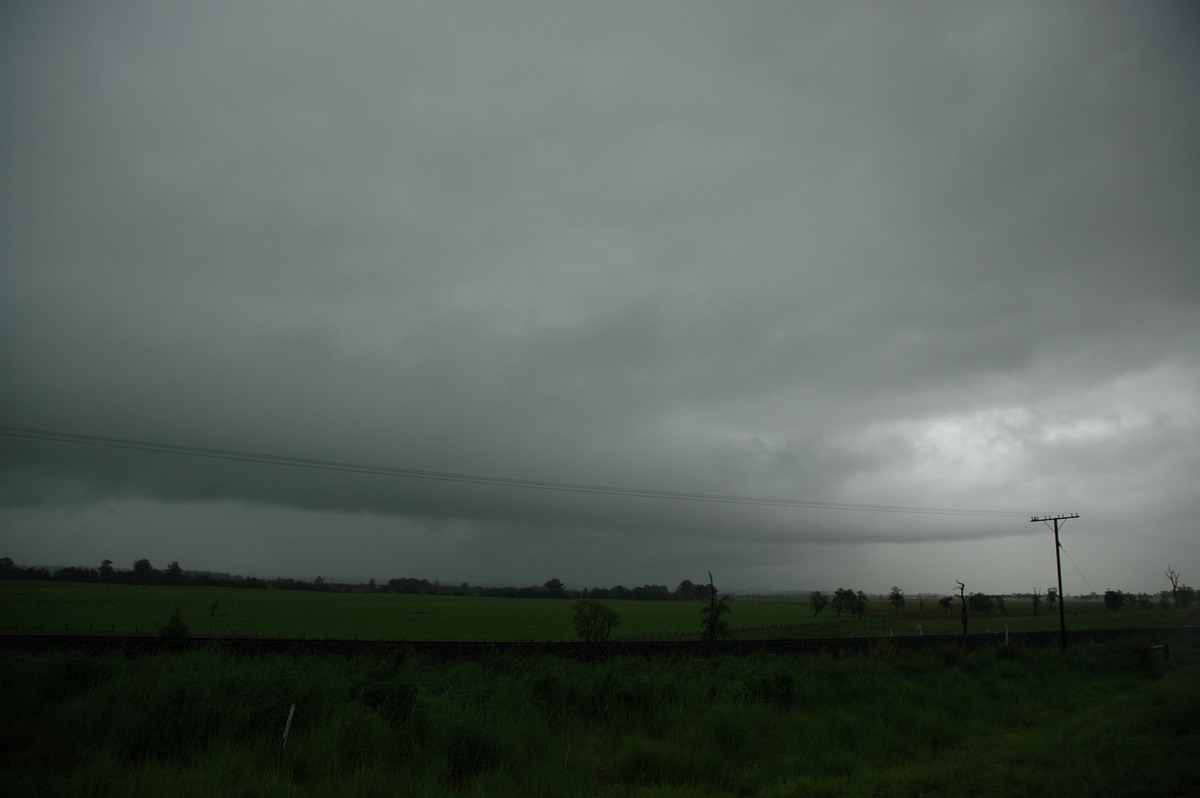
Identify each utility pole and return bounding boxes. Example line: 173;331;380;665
1031;513;1079;650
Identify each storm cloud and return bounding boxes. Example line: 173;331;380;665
3;1;1198;593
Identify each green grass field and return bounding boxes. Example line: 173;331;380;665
1;580;1194;641
1;635;1197;797
0;581;829;640
4;581;1198;796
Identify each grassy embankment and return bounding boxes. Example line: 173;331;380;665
1;635;1196;797
2;581;1192;641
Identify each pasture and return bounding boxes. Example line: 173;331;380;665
1;580;1193;641
4;580;1198;796
1;581;833;641
1;635;1197;797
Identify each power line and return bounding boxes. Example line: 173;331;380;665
1031;513;1078;650
1079;516;1200;555
1057;542;1095;595
1;425;1030;519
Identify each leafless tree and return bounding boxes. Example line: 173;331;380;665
955;580;968;636
701;571;732;641
1165;566;1182;609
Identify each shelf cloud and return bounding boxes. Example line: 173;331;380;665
3;1;1198;593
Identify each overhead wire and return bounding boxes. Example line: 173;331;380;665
1056;542;1096;595
0;425;1031;519
1078;516;1200;555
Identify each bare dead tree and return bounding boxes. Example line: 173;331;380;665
955;580;968;637
1165;566;1182;609
701;571;732;641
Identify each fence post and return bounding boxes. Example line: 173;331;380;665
280;703;296;759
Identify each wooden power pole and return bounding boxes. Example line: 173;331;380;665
1031;513;1079;650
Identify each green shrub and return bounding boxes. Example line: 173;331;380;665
158;608;189;638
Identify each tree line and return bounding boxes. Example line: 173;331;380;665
1;557;272;590
806;575;1196;620
573;571;732;643
0;557;722;602
0;554;737;644
1102;586;1196;612
381;576;718;601
3;556;1193;613
7;554;1193;646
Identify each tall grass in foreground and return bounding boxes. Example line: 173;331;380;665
1;637;1196;797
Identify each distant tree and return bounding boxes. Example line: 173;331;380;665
631;584;670;601
831;587;856;616
1031;589;1042;616
0;556;13;574
164;561;183;585
314;576;328;592
700;572;733;641
915;593;927;616
387;577;431;594
888;586;906;616
937;596;953;616
1178;585;1196;609
675;580;705;601
808;591;829;616
53;566;98;582
1158;590;1173;610
572;599;620;642
967;593;994;616
132;558;156;585
1046;588;1058;613
852;590;869;619
99;559;115;582
1103;589;1127;612
544;578;566;598
1165;566;1182;609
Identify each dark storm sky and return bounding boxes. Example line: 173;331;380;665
3;1;1198;593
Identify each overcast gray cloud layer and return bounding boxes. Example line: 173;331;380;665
3;1;1198;593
